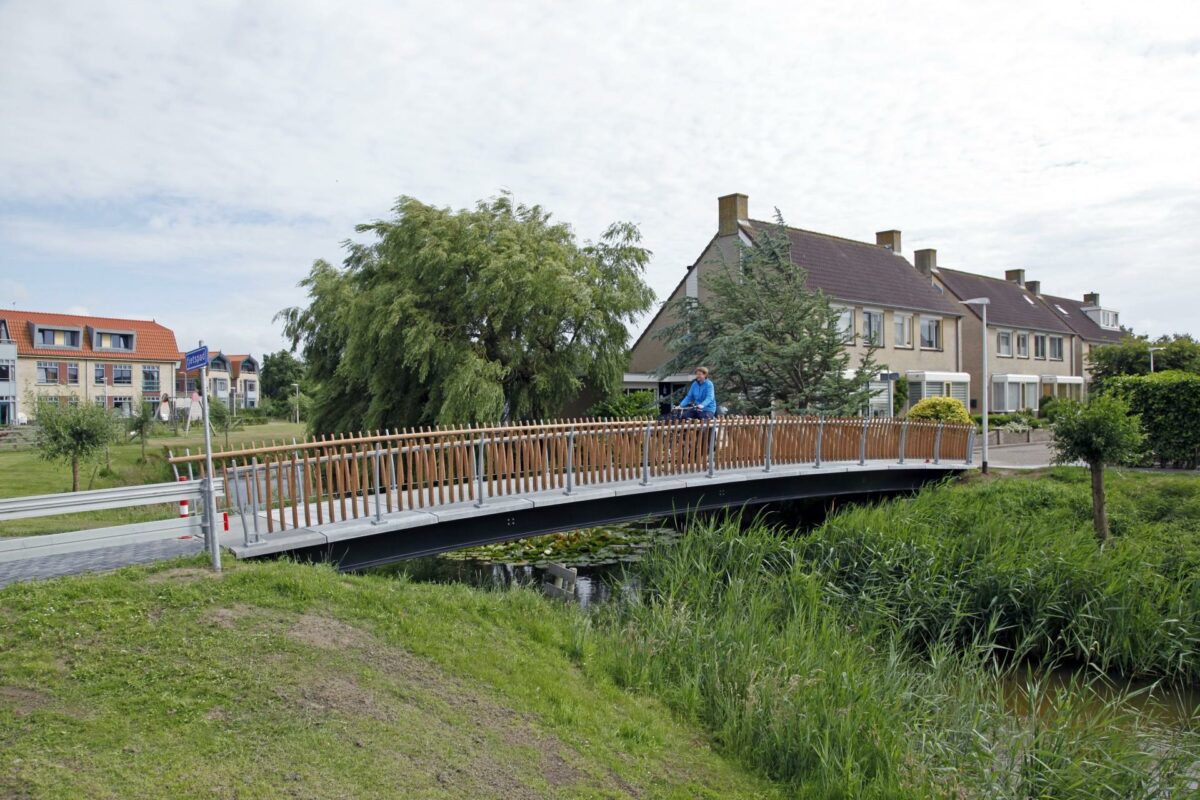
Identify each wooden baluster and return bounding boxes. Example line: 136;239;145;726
312;444;325;525
275;455;288;531
300;450;313;527
287;451;300;529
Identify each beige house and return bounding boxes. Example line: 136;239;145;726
627;193;969;415
1039;291;1125;387
0;310;180;422
934;267;1082;414
176;351;260;410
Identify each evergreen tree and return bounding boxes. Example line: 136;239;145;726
656;213;880;415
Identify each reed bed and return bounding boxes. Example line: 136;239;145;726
589;469;1200;798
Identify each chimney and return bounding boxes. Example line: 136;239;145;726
875;230;901;252
1083;292;1100;307
718;193;748;236
1025;280;1041;296
913;248;937;276
1005;268;1026;286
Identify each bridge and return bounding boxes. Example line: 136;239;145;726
159;416;975;571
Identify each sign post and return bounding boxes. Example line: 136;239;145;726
186;343;220;572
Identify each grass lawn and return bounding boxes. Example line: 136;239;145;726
0;421;307;537
0;557;780;799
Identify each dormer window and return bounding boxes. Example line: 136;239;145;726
32;326;82;348
1100;310;1119;329
91;327;136;352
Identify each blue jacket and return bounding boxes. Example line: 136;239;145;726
680;379;716;413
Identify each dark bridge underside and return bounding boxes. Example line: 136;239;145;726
277;466;962;572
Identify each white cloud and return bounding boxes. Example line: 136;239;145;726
1;0;1198;346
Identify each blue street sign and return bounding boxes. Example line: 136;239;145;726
185;346;209;372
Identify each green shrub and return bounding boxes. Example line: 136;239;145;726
587;389;657;419
1108;370;1200;468
906;396;970;424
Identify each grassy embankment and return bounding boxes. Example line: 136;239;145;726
0;558;778;799
0;421;305;537
590;468;1200;798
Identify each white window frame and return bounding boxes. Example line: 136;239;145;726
863;309;884;347
1049;336;1064;361
1016;332;1029;358
66;362;79;384
1033;334;1047;360
893;313;913;349
36;361;59;384
997;329;1013;358
836;307;855;344
919;316;942;351
112;364;133;386
141;365;160;393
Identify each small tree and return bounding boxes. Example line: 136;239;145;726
127;402;158;462
34;398;120;492
1049;395;1144;544
207;396;243;450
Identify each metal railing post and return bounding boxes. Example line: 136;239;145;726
934;422;943;465
230;459;250;546
966;426;976;465
641;422;651;485
763;418;774;473
858;418;868;466
815;416;824;468
707;418;716;478
898;421;908;465
564;427;576;495
474;435;486;508
371;449;384;523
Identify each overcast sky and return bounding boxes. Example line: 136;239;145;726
2;0;1198;356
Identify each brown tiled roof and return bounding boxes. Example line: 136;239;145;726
1039;294;1125;344
936;269;1073;333
0;309;180;361
742;221;963;316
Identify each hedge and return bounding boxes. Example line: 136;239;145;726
1108;370;1200;469
907;396;971;424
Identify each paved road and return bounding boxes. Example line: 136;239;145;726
0;536;204;588
976;442;1055;469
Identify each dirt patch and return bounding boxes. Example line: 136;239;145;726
286;614;372;651
282;674;395;723
538;746;583;789
208;604;257;630
0;686;50;717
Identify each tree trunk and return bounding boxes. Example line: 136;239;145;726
1090;461;1109;544
71;457;80;492
141;435;147;462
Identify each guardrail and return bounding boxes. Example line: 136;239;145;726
168;416;974;547
0;479;214;521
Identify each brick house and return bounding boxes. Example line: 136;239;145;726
175;351;260;410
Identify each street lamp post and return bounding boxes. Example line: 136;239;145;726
292;382;300;425
962;297;991;473
1149;346;1165;373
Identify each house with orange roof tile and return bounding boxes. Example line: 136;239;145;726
0;310;180;423
175;350;260;410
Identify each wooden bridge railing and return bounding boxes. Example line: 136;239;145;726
167;416;974;546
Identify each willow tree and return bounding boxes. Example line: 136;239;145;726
656;213;879;415
278;194;654;432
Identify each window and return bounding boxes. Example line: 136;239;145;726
66;363;79;384
920;317;942;350
36;361;59;384
95;364;105;384
863;310;884;346
1049;336;1064;361
212;378;229;395
111;396;134;415
997;330;1013;357
836;308;854;344
1016;332;1029;358
1034;334;1047;360
113;364;133;385
244;380;256;393
894;314;913;348
1101;310;1119;329
0;364;10;382
39;329;55;345
1054;304;1070;315
141;365;160;392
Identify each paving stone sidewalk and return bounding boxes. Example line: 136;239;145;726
0;536;205;588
